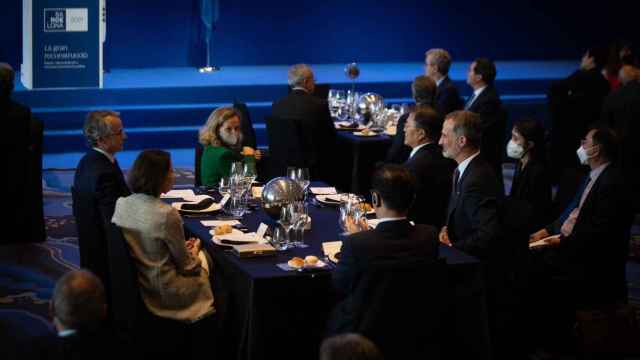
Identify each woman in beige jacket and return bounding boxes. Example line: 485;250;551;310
112;149;214;323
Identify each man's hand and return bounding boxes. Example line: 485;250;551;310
439;226;452;246
186;237;201;254
529;229;550;243
543;234;562;246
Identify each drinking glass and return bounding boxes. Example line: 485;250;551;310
218;176;230;195
230;161;244;178
278;204;295;247
272;225;289;251
291;201;309;248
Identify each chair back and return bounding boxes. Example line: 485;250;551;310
105;221;142;337
350;257;449;359
194;142;204;186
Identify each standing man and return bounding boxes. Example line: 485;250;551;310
464;58;505;190
438;111;501;260
72;111;130;296
403;108;456;228
271;64;336;180
425;48;464;116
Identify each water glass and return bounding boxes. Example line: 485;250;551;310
291;201;309;248
272;225;289;251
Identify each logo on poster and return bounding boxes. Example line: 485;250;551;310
44;8;88;32
44;9;65;31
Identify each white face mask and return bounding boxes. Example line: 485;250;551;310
506;140;525;159
576;145;595;165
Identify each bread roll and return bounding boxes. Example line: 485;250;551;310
304;255;319;266
214;224;233;235
288;257;304;269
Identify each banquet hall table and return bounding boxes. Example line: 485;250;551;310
333;131;392;196
167;188;491;360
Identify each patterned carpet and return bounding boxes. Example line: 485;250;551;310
1;166;639;341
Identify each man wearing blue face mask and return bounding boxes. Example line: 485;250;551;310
529;125;633;306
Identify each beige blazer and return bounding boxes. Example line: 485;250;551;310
112;193;214;322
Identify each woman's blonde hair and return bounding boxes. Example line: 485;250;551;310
198;106;240;146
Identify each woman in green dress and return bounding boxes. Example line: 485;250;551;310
198;106;261;186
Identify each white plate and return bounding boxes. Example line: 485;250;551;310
316;194;348;204
210;229;259;246
172;201;222;213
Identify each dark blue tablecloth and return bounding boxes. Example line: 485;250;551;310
334;132;392;196
169;185;490;360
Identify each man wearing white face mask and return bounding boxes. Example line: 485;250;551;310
529;125;633;305
506;119;552;230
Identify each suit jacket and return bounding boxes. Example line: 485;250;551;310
330;220;439;332
26;325;123;360
271;89;336;179
72;149;130;289
384;112;412;164
545;165;633;303
436;76;464;116
601;80;640;202
509;159;552;231
467;86;505;184
447;155;501;260
405;143;456;228
112;193;215;322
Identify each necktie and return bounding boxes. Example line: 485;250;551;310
447;168;461;226
464;93;476;110
452;168;460;194
560;176;592;237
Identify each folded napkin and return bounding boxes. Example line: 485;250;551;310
180;197;215;211
201;220;241;227
161;189;196;200
310;187;338;195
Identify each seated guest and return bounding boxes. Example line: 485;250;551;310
438;111;501;260
403;108;456;227
464;58;505;189
320;333;383;360
112;150;215;323
548;47;610;181
386;75;437;164
424;48;464;116
26;270;122;360
199;106;261;186
271;64;336;179
506;118;552;231
529;126;633;305
330;164;439;329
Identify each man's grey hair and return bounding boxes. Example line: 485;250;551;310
83;110;120;148
0;62;15;98
447;110;483;149
288;64;313;88
425;48;452;76
52;270;106;330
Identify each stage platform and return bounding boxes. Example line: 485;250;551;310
13;61;576;157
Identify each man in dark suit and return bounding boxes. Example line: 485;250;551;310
26;270;122;360
403;108;456;228
439;111;501;260
464;58;505;191
271;64;336;180
1;63;45;244
601;64;640;210
549;47;610;181
385;75;437;164
330;164;439;332
72;111;130;297
530;126;633;304
425;48;464;116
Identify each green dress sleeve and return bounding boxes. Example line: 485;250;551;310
200;145;244;186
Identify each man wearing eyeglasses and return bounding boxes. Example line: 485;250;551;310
72;111;131;304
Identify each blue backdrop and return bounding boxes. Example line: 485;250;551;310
2;0;637;69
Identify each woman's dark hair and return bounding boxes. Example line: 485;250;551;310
513;117;546;162
128;149;172;197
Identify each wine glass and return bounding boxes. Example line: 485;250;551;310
218;176;230;195
272;225;288;251
291;201;309;248
230;161;243;178
278;204;295;248
335;90;348;122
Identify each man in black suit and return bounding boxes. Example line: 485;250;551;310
403;108;456;228
438;111;501;260
385;75;437;164
464;58;505;191
425;48;464;116
330;164;439;332
72;111;130;297
1;63;45;244
549;47;610;181
26;270;122;360
530;126;633;304
271;64;336;180
601;64;640;210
